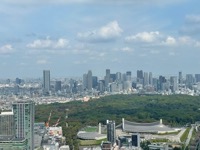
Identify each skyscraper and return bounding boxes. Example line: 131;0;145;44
105;69;110;88
126;71;132;81
143;72;149;86
43;70;50;93
12;101;35;150
87;70;92;91
178;71;183;84
149;72;153;85
106;120;116;145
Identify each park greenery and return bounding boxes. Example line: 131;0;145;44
35;94;200;149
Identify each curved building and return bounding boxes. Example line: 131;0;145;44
122;118;176;134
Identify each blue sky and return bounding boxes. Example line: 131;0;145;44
0;0;200;78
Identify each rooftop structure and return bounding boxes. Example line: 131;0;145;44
122;118;176;134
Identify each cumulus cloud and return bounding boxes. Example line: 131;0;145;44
125;31;160;43
0;44;14;54
77;21;123;42
36;59;49;65
162;36;176;46
27;37;69;49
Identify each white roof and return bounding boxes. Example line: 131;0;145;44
0;111;13;115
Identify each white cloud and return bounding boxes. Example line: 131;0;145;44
36;59;49;65
27;37;69;49
162;36;176;46
125;31;160;43
77;21;123;42
0;44;14;54
121;47;133;52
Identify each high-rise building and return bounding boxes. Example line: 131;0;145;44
149;72;153;85
131;133;140;147
137;70;143;79
178;71;183;84
55;81;61;92
126;71;131;81
43;70;50;93
12;101;35;150
186;74;194;89
195;74;200;83
105;69;110;88
106;120;116;145
0;112;15;137
92;76;98;89
170;76;178;93
87;70;92;91
116;72;122;82
143;72;149;86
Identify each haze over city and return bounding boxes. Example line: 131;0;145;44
0;0;200;78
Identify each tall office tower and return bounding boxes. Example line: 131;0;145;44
43;70;50;93
92;76;98;89
55;81;61;92
131;133;140;147
186;74;194;89
106;120;116;145
0;112;14;137
170;76;178;93
149;72;153;85
158;76;166;91
87;70;93;91
143;72;149;86
12;101;35;150
178;71;183;84
116;72;122;82
126;71;132;81
110;74;116;82
195;74;200;83
98;80;105;93
105;69;110;87
137;70;143;79
83;74;87;89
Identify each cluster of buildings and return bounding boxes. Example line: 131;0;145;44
1;69;200;110
0;69;200;100
0;100;69;150
78;119;184;150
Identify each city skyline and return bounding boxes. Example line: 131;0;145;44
0;0;200;78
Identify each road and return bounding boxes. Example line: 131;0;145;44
185;126;194;149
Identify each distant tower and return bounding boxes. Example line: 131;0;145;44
105;69;110;88
43;70;50;93
12;101;35;150
87;70;93;91
55;81;61;92
106;120;116;145
170;76;178;93
126;71;132;81
143;72;149;86
178;71;183;84
149;72;153;85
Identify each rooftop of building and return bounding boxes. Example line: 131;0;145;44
0;111;13;115
77;131;106;140
122;118;176;133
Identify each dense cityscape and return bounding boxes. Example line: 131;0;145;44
1;0;200;150
1;70;200;149
1;69;200;110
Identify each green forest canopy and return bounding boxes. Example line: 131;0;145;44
35;94;200;127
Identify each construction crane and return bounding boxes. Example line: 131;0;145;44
45;110;52;127
52;117;61;127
